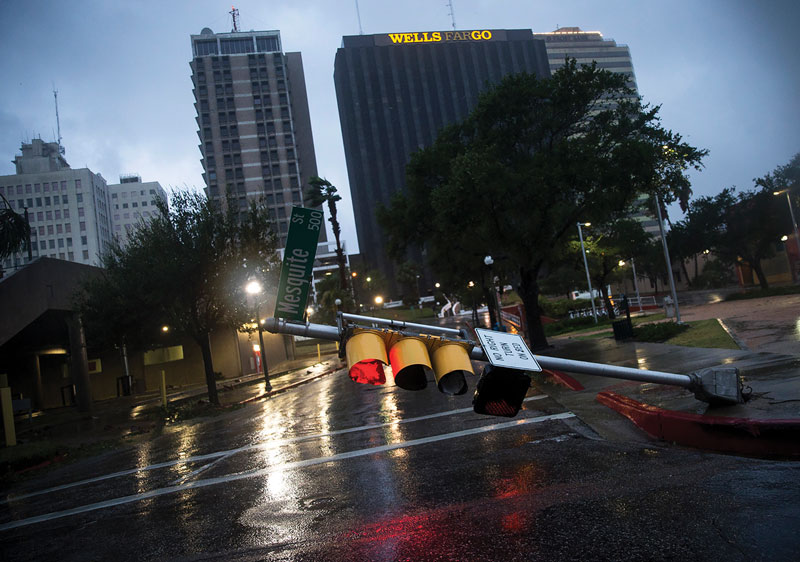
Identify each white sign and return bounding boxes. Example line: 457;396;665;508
475;329;541;372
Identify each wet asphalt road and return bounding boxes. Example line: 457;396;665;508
2;367;799;561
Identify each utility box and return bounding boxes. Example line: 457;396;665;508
612;319;634;340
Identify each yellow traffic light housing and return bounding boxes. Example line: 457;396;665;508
344;327;472;395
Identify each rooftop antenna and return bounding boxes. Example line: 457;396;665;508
354;0;363;35
446;0;456;30
230;5;240;32
53;85;64;155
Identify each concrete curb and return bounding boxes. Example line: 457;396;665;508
596;391;800;459
238;364;344;405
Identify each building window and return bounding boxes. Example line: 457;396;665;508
65;223;71;233
77;193;83;203
82;250;89;260
78;207;85;217
75;179;81;190
34;183;41;193
48;240;55;249
80;222;86;232
64;208;70;218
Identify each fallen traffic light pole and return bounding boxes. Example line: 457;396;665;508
264;313;744;413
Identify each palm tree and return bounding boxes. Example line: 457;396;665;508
306;176;347;291
0;193;30;275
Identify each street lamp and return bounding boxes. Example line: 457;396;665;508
245;280;272;391
576;223;598;323
483;255;504;330
774;189;800;281
619;258;643;312
653;194;682;323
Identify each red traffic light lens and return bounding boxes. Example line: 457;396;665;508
349;359;387;386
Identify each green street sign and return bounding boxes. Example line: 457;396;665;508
274;206;324;321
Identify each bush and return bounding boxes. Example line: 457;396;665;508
539;296;603;319
543;315;605;336
633;322;689;342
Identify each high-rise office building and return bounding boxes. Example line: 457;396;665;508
534;27;658;234
107;175;168;247
0;139;112;272
533;27;638;91
189;27;320;248
334;29;551;294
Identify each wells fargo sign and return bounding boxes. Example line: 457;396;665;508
377;30;502;46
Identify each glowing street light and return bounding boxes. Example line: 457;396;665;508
245;279;271;391
161;325;170;333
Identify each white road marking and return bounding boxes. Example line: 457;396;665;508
0;411;574;532
169;452;234;486
2;395;548;504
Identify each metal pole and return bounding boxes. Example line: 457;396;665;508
340;312;463;336
630;257;643;312
254;302;272;391
466;345;693;388
577;223;598;323
785;192;800;278
654;195;681;323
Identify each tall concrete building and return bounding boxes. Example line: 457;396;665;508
107;174;168;247
0;139;112;272
533;27;638;91
189;27;320;248
534;27;658;235
334;29;551;295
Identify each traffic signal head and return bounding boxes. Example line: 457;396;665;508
473;364;531;417
344;328;472;395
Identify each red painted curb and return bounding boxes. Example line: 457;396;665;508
541;369;585;391
597;391;800;459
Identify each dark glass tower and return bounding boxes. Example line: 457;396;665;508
334;29;550;295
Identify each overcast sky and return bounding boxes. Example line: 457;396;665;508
1;0;798;253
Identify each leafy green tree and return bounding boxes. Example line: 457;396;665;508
78;191;279;405
306;176;348;293
312;273;354;324
396;261;422;306
712;187;790;289
0;193;30;274
582;220;652;318
379;61;706;349
667;189;734;286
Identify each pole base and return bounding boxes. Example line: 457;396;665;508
689;367;744;406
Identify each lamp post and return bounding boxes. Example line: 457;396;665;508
576;223;598;324
245;280;272;391
484;255;504;330
654;194;682;323
619;258;643;312
468;280;479;327
774;189;800;282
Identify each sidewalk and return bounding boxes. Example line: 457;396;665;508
535;338;800;459
2;354;344;475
